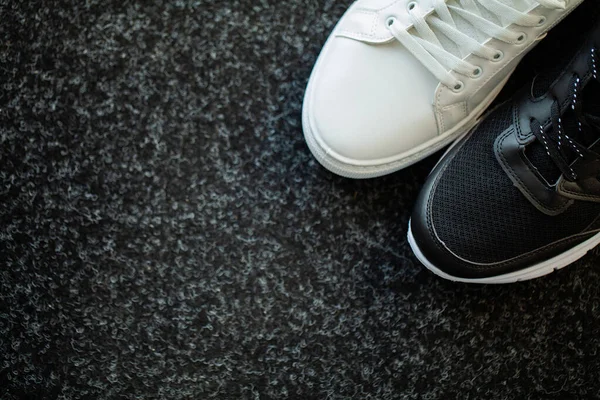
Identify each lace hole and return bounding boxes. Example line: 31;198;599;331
452;81;465;92
386;17;396;27
407;1;417;11
516;33;527;43
493;51;504;62
537;16;547;26
471;67;483;78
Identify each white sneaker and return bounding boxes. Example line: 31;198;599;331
302;0;583;178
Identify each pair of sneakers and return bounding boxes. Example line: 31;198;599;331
303;0;600;283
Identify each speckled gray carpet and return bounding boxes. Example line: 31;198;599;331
2;1;600;399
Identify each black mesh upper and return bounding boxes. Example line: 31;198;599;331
430;103;600;264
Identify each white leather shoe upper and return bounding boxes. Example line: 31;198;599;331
303;0;583;178
310;37;439;162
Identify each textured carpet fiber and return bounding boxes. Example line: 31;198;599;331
1;1;600;399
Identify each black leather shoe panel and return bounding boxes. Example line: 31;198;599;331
495;125;573;216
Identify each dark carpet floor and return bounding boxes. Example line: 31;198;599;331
1;1;600;399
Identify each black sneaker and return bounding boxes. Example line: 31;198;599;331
409;17;600;284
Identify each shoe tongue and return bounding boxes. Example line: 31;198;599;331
526;141;563;184
496;0;538;10
491;0;539;24
526;110;582;184
433;0;537;58
527;84;600;185
587;115;600;131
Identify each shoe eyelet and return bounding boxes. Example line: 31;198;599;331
451;81;465;92
537;16;547;26
516;33;527;44
492;51;504;62
471;67;483;78
407;1;418;11
386;16;396;28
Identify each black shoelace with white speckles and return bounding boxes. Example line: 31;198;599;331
530;47;600;182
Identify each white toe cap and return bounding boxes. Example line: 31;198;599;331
305;34;440;164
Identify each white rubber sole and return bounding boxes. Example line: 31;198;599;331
407;220;600;284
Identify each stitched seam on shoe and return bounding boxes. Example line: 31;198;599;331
558;181;600;201
438;102;468;135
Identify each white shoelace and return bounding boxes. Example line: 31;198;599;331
387;0;569;90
